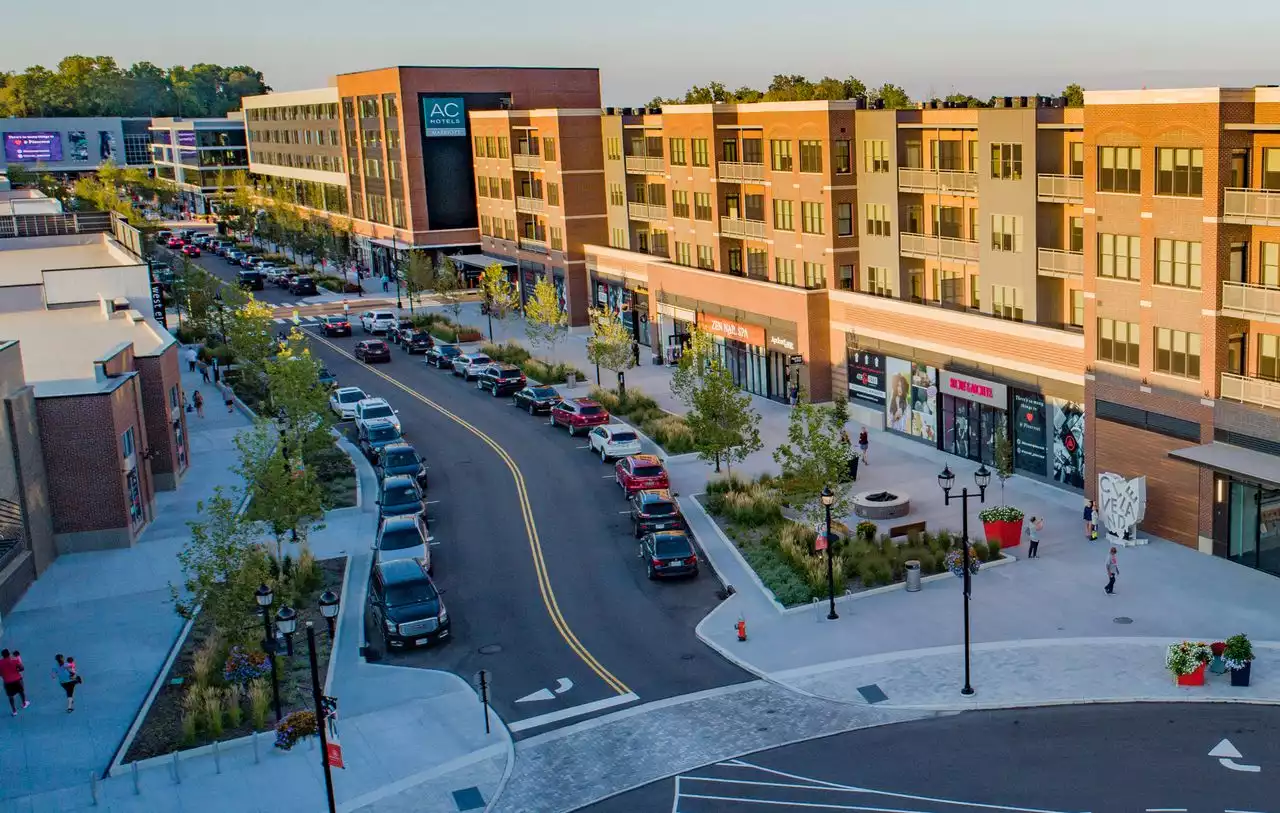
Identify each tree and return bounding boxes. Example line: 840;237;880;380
235;421;323;567
329;216;355;288
993;427;1015;504
671;330;761;473
772;398;854;528
181;265;221;334
944;93;989;108
432;257;466;325
403;251;435;316
264;333;333;461
524;276;568;360
1062;83;1085;107
225;297;277;401
479;263;519;341
169;486;262;635
586;308;636;395
5;164;34;187
871;83;913;109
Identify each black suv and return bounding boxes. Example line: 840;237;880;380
289;275;318;296
368;559;450;650
401;330;433;354
389;320;415;346
237;269;265;290
376;442;427;487
425;343;461;369
358;418;403;460
629;489;685;538
476;363;527;397
641;531;699;580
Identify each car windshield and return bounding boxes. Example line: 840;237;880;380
386;580;436;607
411;332;430;341
499;369;523;379
530;387;557;398
363;404;393;419
368;425;399;442
381;486;419;506
339;391;364;403
469;356;491;365
326;316;345;323
632;465;664;478
384;450;419;468
653;535;692;556
580;406;603;416
644;501;678;516
610;431;638;442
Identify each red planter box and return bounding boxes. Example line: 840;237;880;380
1176;662;1207;686
982;518;1025;549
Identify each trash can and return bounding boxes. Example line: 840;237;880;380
847;454;860;482
905;560;922;592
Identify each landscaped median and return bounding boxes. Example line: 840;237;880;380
413;312;483;344
482;340;584;385
589;386;696;455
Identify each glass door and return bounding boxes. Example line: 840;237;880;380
1260;488;1280;576
1229;481;1259;568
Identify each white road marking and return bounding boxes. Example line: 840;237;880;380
1211;738;1262;772
576;445;591;449
553;677;573;694
274;318;287;324
618;511;631;515
424;500;441;505
508;691;639;733
1144;809;1187;812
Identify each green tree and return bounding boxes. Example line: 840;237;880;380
478;263;519;341
235;421;323;566
944;93;989;108
772;398;854;528
524;276;567;360
329;216;355;287
403;251;434;316
1063;83;1085;107
993;427;1015;504
169;486;262;630
871;83;913;109
432;257;465;325
586;308;636;395
5;164;34;187
265;334;333;460
672;330;761;473
225;297;277;401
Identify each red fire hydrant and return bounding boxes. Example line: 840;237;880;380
736;618;747;641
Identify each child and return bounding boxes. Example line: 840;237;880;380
1084;499;1097;541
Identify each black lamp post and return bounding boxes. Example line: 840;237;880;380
275;605;298;656
254;583;283;721
391;234;403;310
821;486;838;620
937;463;991;696
319;590;340;637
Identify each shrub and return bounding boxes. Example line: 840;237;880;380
643;414;695;454
192;632;223;688
198;344;236;365
482;341;532;366
429;324;459;343
971;540;989;562
706;474;747;495
174;324;207;345
856;521;878;541
1223;633;1255;669
985;540;1004;562
716;484;783;526
180;711;198;746
979;505;1024;523
740;542;812;606
589;387;621;412
223;646;271;686
274;710;317;750
523;359;583;385
247;679;271;731
857;554;893;587
412;313;449;330
456;327;483;343
199;685;224;737
224;686;244;728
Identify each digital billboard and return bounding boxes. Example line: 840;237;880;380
421;97;466;137
4;131;63;162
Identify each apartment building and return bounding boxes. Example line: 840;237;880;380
242;88;350;217
150;115;249;215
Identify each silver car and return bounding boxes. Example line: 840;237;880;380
451;353;492;381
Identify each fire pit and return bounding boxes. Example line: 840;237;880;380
852;490;910;520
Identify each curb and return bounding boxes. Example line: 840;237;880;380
682;494;787;613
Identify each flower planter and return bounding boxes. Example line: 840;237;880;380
1230;661;1252;687
1209;656;1227;675
982;518;1024;549
1176;662;1207;686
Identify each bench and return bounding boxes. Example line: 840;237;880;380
887;520;927;541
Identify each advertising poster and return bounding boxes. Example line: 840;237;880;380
4;131;63;162
846;349;887;407
1013;390;1048;475
885;357;937;442
1049;397;1086;489
99;130;116;162
177;130;198;163
68;130;89;162
553;273;566;314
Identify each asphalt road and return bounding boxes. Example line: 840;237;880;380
303;326;750;736
584;703;1280;812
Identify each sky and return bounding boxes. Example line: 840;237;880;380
5;0;1280;105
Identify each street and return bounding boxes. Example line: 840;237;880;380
584;703;1280;812
302;324;750;736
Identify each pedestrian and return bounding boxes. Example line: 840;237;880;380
192;390;204;418
184;346;197;373
222;382;234;413
858;426;870;465
1026;516;1044;558
788;382;800;406
52;654;80;712
1084;499;1097;541
1;649;28;716
211;357;221;385
1105;547;1119;594
382;275;389;292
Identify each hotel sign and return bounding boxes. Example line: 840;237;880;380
422;97;466;137
698;314;765;346
940;369;1007;408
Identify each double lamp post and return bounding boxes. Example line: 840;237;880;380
937;462;990;697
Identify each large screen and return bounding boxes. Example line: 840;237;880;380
4;132;63;162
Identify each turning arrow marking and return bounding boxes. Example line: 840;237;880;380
1209;738;1261;773
515;677;575;703
554;678;573;694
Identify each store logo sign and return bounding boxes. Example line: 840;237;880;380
941;369;1007;408
769;335;796;352
949;377;994;399
708;317;749;341
422;97;466;137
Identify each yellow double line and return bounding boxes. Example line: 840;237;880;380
309;332;630;695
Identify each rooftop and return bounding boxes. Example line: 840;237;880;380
0;233;148;306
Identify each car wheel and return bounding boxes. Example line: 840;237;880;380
646;563;656;580
528;403;536;416
600;447;608;463
568;424;576;437
475;379;483;390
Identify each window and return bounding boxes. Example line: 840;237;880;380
1097;318;1140;367
1098;234;1142;281
1071;290;1085;327
990;214;1023;252
386;130;400;150
477;178;488;198
773;199;794;231
610;228;626;248
969;274;980;309
1156;148;1203;196
387;160;401;180
864;203;891;237
1231;148;1251;188
480;214;491;235
863;140;889;173
770;140;793;172
721;139;738;162
550;227;563;251
991;285;1024;321
799;140;823;173
1155;328;1201;379
497;137;509;159
474;136;486;157
838;264;854;290
382;94;398;118
122;427;135;459
691;138;709;167
609;183;624;207
500;178;512;200
801;201;824;235
932;140;963;171
671;190;689;218
693;192;712;221
542;137;556;162
504;219;515;240
862;266;890;296
485;136;497;157
1070;142;1085;177
1263;243;1280;287
775;258;796;286
365;157;383;178
391;197;406;228
1261;334;1280;381
833;140;851;174
1069;217;1084;253
742;138;763;164
836;202;853;236
803;262;825;289
1098;146;1142;194
669;138;686;166
990;143;1023;180
1264;149;1280;191
674;242;692;266
607;138;621;160
696;244;715;270
547;183;560;207
1156;239;1202;289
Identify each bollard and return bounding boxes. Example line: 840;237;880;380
132;761;140;795
172;751;181;784
253;730;260;764
212;739;221;775
90;771;99;806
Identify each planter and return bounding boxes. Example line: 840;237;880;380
982;518;1024;549
1176;662;1207;686
1230;661;1252;687
1209;656;1227;674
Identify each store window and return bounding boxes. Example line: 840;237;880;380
885;360;937;444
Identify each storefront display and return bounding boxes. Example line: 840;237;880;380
847;350;887;407
1049;397;1086;488
698;313;788;401
885;358;937;443
1012;390;1047;475
937;370;1007;464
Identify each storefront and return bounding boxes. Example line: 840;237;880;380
938;370;1007;466
1011;390;1086;489
656;303;696;365
591;275;651;348
697;313;790;402
1174;443;1280;577
1224;478;1280;576
883;357;938;445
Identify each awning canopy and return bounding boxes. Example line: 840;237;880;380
367;237;480;251
1170;442;1280;488
450;253;517;270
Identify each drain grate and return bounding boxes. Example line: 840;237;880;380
857;684;889;704
1114;617;1134;624
452;787;485;811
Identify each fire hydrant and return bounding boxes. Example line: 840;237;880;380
736;618;747;641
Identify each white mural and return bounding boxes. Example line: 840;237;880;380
1097;472;1148;547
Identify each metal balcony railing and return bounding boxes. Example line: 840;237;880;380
899;232;981;262
624;155;665;174
0;211;112;239
898;167;979;195
1037;174;1085;203
1223;188;1280;225
512;153;543;171
515;196;546;214
717;161;767;183
1220;372;1280;410
1221;281;1280;322
719;217;767;240
627;202;668;221
1037;247;1085;278
518;236;548;253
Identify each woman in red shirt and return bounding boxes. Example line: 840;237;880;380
0;649;29;715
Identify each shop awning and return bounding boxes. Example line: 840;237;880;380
450;253;516;270
368;238;480;251
1170;442;1280;488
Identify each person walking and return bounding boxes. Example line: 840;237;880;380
1084;499;1097;541
1;649;28;715
192;390;204;418
857;427;870;465
1026;516;1044;558
51;654;80;712
788;381;800;406
382;274;390;292
199;359;210;384
222;382;234;413
1105;547;1119;594
211;357;221;385
184;346;197;373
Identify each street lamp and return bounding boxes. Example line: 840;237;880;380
391;233;403;310
319;590;340;637
275;605;298;655
821;486;838;620
937;465;988;696
254;583;283;721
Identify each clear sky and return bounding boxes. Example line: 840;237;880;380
5;0;1279;105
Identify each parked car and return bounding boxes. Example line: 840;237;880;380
476;363;526;396
376;476;427;522
262;267;289;286
225;249;246;264
290;275;318;296
154;230;173;246
512;385;562;415
192;233;211;247
239;255;262;269
368;558;449;650
550;398;610;436
389;319;415;345
630;489;686;537
354;397;401;434
641;530;699;580
317;366;337;389
614;454;669;498
354;339;391;364
376;442;427;487
181;244;201;258
360;310;398;334
272;269;294;287
328;386;367;420
451;353;492;381
587;424;642;462
425;343;461;369
236;270;265;290
358;417;403;460
373;513;431;566
399;330;432;354
321;314;352;336
166;236;184;249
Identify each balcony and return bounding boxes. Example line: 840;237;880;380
627;202;667;222
899;232;980;262
512;153;543;171
1037;174;1085;203
719;217;767;240
624;155;665;174
515;196;546;214
518;236;548;253
1221;373;1280;410
717;161;767;183
1223;188;1280;226
1037;247;1084;278
1221;281;1280;323
898;167;979;196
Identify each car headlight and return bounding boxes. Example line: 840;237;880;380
384;618;397;633
437;607;448;625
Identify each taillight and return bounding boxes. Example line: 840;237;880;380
685;556;698;565
651;558;663;568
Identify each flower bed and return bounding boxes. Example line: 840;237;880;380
421;315;483;344
306;442;357;509
589;387;696;454
482;340;585;386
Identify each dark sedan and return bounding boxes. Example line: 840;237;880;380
354;340;391;363
630;489;686;537
401;330;433;354
318;366;338;389
512;385;562;415
425;343;461;369
642;531;699;580
321;315;352;336
290;275;318;296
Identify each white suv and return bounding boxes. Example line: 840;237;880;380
354;397;402;434
329;386;367;420
588;424;642;462
361;310;398;335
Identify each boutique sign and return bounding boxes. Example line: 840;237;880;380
940;369;1007;409
422;97;466;137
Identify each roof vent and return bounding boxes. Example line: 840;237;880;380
111;297;130;313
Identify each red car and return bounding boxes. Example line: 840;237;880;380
615;454;669;498
549;397;610;436
181;244;201;257
166;236;184;249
